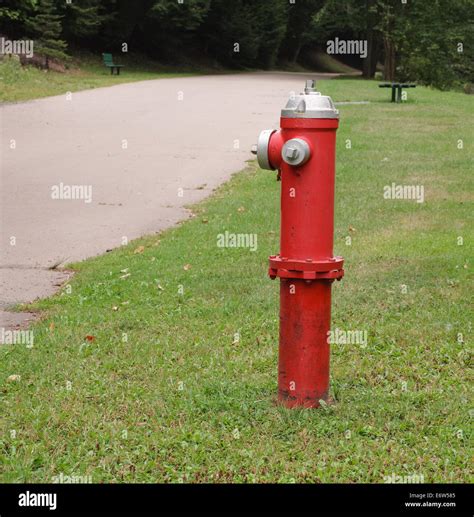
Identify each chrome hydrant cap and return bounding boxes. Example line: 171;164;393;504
281;80;339;119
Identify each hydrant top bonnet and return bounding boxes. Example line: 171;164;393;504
281;80;339;119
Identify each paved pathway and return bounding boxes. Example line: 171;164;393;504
0;72;337;327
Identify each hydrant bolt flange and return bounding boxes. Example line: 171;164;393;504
268;254;344;280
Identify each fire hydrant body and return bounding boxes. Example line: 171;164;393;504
255;80;344;408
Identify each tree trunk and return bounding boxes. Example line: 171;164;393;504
290;38;302;64
370;38;380;77
362;30;374;78
362;0;380;79
383;36;395;81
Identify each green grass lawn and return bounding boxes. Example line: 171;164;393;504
0;52;202;103
1;79;472;483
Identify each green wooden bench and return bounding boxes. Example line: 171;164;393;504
379;82;416;103
102;53;124;75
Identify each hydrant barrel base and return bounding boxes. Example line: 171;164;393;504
278;278;331;408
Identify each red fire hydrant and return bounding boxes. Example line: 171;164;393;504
254;80;344;408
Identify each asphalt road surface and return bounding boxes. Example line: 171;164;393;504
0;72;336;327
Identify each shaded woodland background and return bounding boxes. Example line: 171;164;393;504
1;0;473;89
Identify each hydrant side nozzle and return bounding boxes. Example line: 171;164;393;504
267;130;284;170
255;129;284;171
255;129;276;170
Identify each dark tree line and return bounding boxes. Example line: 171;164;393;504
1;0;473;89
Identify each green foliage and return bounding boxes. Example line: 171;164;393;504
314;0;474;88
57;0;103;41
253;0;288;69
25;0;68;66
0;0;35;39
396;0;474;89
151;0;209;31
0;0;34;22
0;1;472;92
0;8;23;22
196;0;287;69
281;0;325;63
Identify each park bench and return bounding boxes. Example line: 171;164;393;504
379;82;416;103
102;53;124;75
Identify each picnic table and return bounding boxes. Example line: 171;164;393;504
379;82;416;103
